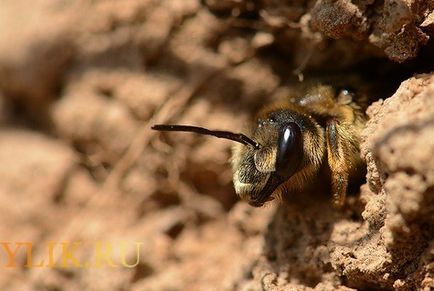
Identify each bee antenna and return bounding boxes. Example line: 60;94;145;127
151;124;261;149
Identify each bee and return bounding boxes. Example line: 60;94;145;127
152;85;366;208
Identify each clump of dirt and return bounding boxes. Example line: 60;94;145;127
0;0;432;290
206;0;433;66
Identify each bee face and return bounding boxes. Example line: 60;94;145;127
232;107;325;207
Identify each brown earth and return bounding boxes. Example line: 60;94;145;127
0;0;433;290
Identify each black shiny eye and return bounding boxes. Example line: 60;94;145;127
275;122;303;179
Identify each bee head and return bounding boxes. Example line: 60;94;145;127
232;111;308;206
152;109;323;207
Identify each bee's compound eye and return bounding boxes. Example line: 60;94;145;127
275;122;303;179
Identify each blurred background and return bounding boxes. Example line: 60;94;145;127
0;0;433;290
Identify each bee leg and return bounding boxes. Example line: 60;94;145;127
326;119;350;208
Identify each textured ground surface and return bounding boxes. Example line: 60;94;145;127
0;0;433;290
